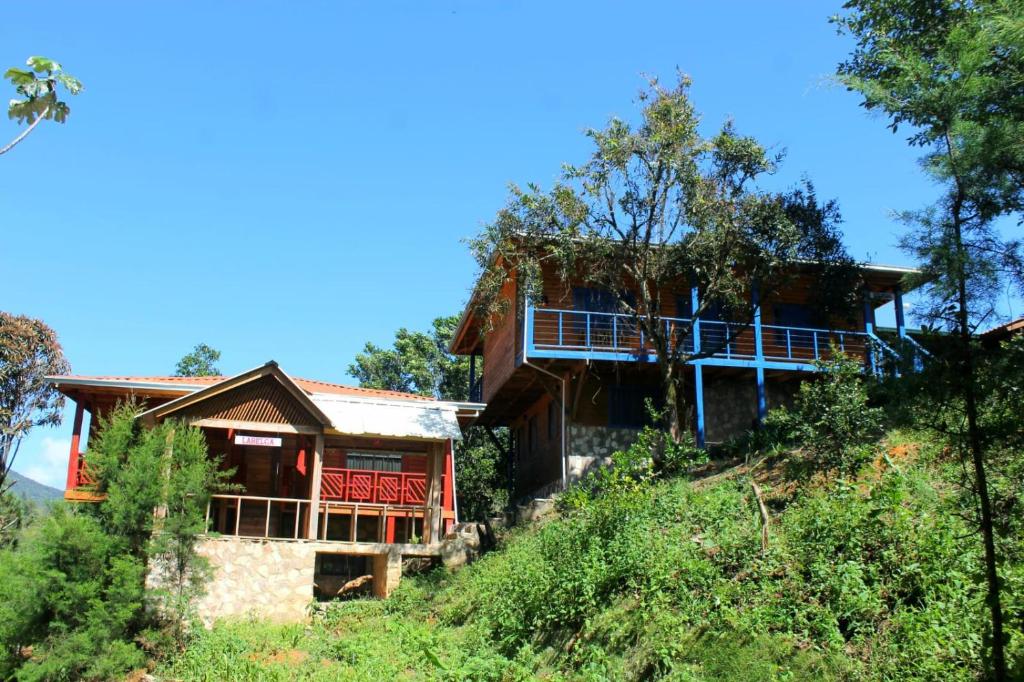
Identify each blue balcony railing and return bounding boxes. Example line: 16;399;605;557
527;307;875;367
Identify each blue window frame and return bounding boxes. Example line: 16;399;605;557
772;304;815;348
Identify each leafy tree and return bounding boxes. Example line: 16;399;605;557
835;2;1024;677
174;343;222;377
469;75;856;440
2;56;82;157
0;312;70;495
350;316;467;401
0;405;229;678
349;315;507;519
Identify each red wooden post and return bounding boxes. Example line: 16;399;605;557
65;401;84;490
385;515;396;543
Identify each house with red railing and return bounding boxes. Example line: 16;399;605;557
48;361;484;620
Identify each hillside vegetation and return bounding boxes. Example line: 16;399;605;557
161;429;1021;681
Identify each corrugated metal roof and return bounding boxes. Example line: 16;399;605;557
311;392;463;441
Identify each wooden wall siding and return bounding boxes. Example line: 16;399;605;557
179;375;317;427
483;276;519;403
510;393;562;496
537;262;868;328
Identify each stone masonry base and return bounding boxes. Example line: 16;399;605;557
192;537;415;624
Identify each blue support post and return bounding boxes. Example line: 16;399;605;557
752;283;767;423
894;286;907;340
691;285;705;448
863;290;877;376
893;285;906;377
525;304;536;357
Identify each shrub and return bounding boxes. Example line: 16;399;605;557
0;404;229;679
785;350;883;476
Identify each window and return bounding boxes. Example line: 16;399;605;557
547;400;559;441
573;287;636;346
346;452;402;472
772;304;815;348
608;385;662;428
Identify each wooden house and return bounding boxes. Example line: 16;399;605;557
48;361;484;620
449;260;928;499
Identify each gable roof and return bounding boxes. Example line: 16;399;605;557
49;362;467;442
137;362;333;427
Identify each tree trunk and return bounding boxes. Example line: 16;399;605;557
951;191;1007;681
662;362;687;443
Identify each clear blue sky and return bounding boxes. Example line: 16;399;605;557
4;1;947;487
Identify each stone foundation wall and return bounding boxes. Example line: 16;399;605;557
185;538;406;624
567;424;641;484
194;538;318;624
704;376;802;443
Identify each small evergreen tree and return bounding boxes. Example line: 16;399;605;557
0;404;228;678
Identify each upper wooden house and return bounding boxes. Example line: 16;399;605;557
450;259;927;499
48;361;484;619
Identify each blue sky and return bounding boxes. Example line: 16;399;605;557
3;2;956;487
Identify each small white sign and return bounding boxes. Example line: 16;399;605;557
234;434;282;447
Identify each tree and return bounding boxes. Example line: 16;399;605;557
174;343;222;377
835;3;1024;678
0;405;228;678
469;75;856;441
349;315;507;519
349;316;467;401
0;312;70;494
2;56;82;156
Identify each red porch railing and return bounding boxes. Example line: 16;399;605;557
320;467;427;505
75;457;95;487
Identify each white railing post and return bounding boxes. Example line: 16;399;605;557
307;432;325;539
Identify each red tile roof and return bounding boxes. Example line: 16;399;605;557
50;374;432;401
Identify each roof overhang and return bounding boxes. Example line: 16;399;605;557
137;361;333;428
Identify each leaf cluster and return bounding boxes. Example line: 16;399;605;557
4;57;82;125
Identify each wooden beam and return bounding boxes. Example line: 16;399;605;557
306;433;325;539
424;442;444;543
191;418;320;435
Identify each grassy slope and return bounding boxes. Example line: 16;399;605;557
162;431;1020;681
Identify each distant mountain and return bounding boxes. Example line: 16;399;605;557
6;470;63;504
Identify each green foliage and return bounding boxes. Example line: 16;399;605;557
0;507;148;681
440;446;995;680
0;405;228;679
4;57;82;126
349;315;467;401
766;350;883;477
159;428;1021;680
0;312;71;492
174;343;222;377
559;421;708;511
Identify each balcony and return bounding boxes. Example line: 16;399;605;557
320;467;427;506
526;306;875;371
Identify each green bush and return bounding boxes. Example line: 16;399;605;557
0;404;229;680
775;350;883;476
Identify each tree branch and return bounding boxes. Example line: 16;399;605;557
0;106;50;156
